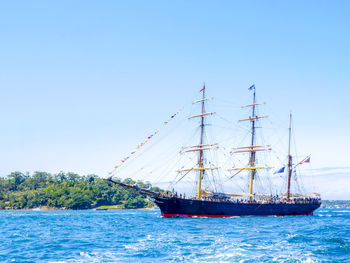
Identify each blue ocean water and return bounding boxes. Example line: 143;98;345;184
0;208;349;262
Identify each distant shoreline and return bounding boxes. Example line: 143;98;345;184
2;201;350;211
0;172;162;210
1;206;156;211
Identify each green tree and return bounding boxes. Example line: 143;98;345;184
0;172;159;210
124;197;147;209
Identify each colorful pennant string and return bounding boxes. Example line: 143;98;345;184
109;107;184;176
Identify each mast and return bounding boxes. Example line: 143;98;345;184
286;112;293;200
248;87;256;200
232;85;269;199
178;84;216;197
197;83;205;199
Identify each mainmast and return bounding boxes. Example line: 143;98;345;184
231;85;269;200
197;84;205;199
286;113;293;200
248;87;257;200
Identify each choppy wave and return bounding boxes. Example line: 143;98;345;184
0;208;349;262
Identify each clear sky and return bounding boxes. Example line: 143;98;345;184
1;1;349;199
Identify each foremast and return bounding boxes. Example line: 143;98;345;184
178;84;217;199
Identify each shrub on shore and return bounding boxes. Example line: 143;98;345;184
0;171;161;210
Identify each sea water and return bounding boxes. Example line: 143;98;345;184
0;208;349;262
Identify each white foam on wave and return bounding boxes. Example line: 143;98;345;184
271;255;317;263
74;250;127;262
191;251;247;263
303;258;317;263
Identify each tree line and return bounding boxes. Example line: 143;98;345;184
0;171;163;210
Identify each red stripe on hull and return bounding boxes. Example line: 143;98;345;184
161;213;313;218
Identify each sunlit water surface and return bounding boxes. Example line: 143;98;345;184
0;208;349;262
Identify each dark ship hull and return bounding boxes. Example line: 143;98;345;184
106;86;322;217
154;197;321;217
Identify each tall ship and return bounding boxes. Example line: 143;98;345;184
107;84;321;217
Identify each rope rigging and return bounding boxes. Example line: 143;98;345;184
109;84;313;199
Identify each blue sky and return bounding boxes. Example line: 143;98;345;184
0;1;349;199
